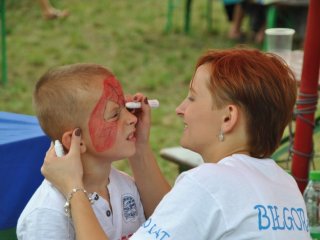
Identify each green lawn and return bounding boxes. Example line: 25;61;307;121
1;0;319;184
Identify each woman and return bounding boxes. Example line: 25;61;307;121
41;48;311;239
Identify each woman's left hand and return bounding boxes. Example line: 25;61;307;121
41;128;84;197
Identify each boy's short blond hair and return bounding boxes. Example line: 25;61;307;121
33;63;113;141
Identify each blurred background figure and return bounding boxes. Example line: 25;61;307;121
223;0;266;44
223;0;245;41
38;0;69;20
243;1;266;44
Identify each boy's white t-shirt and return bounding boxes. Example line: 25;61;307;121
17;167;145;240
131;154;311;240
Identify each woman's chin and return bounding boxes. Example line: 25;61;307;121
180;140;191;150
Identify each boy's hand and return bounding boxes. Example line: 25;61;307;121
41;128;84;197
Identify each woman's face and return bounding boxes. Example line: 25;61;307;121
176;64;226;157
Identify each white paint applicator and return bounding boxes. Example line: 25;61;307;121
54;140;65;157
125;99;159;109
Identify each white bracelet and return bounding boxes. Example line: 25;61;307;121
64;188;93;218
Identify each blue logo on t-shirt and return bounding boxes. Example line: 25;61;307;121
122;194;138;222
141;218;170;240
254;204;309;232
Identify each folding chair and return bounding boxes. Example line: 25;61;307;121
165;0;213;33
0;0;7;85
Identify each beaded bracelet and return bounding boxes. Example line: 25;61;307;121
64;188;94;218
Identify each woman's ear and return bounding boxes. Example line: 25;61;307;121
221;104;239;133
61;130;86;154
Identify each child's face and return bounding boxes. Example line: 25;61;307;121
87;76;137;159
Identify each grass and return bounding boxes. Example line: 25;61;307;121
1;0;319;184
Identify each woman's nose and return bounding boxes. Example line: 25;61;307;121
176;102;185;117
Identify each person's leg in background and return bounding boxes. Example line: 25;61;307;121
244;1;266;44
223;0;246;41
38;0;69;20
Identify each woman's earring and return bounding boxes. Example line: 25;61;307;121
218;129;224;142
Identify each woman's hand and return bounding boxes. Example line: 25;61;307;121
126;93;152;147
41;128;84;197
125;94;170;217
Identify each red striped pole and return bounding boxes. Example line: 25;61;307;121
291;0;320;193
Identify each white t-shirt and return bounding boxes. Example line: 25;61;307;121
131;154;311;240
17;167;145;240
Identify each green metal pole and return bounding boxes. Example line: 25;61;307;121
264;5;277;51
0;0;7;85
184;0;192;34
206;0;212;32
165;0;175;33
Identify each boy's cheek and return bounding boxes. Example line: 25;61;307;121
88;76;123;152
89;120;118;152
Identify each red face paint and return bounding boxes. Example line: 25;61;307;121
88;76;125;152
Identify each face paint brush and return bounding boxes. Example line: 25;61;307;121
54;140;65;157
125;99;159;109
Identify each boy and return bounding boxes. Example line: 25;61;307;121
17;63;146;240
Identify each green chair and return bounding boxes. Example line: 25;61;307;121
165;0;213;33
0;0;7;85
264;1;308;50
0;228;17;240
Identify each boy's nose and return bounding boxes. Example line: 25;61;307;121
126;110;138;125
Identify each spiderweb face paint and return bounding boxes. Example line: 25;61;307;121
88;76;125;152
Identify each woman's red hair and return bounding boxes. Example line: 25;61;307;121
196;48;297;158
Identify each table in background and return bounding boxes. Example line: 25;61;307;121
0;112;50;239
290;50;320;88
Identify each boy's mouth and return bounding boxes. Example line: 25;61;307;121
126;131;136;141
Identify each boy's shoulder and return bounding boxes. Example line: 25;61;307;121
18;179;66;223
21;179;65;208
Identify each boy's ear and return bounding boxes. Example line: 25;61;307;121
221;104;239;133
61;130;86;154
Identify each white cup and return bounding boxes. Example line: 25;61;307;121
265;28;295;65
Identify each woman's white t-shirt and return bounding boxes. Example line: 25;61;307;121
131;154;311;240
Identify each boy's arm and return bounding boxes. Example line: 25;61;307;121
17;209;74;240
127;95;171;217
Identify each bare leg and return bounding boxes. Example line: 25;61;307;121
254;23;265;44
38;0;69;20
228;4;245;40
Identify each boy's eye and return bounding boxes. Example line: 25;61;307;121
111;112;119;118
104;109;121;121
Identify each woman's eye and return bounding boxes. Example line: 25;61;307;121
188;96;195;101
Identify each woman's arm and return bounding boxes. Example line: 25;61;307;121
68;191;108;240
129;145;171;218
128;95;171;217
41;129;109;240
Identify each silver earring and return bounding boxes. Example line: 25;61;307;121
218;129;224;142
